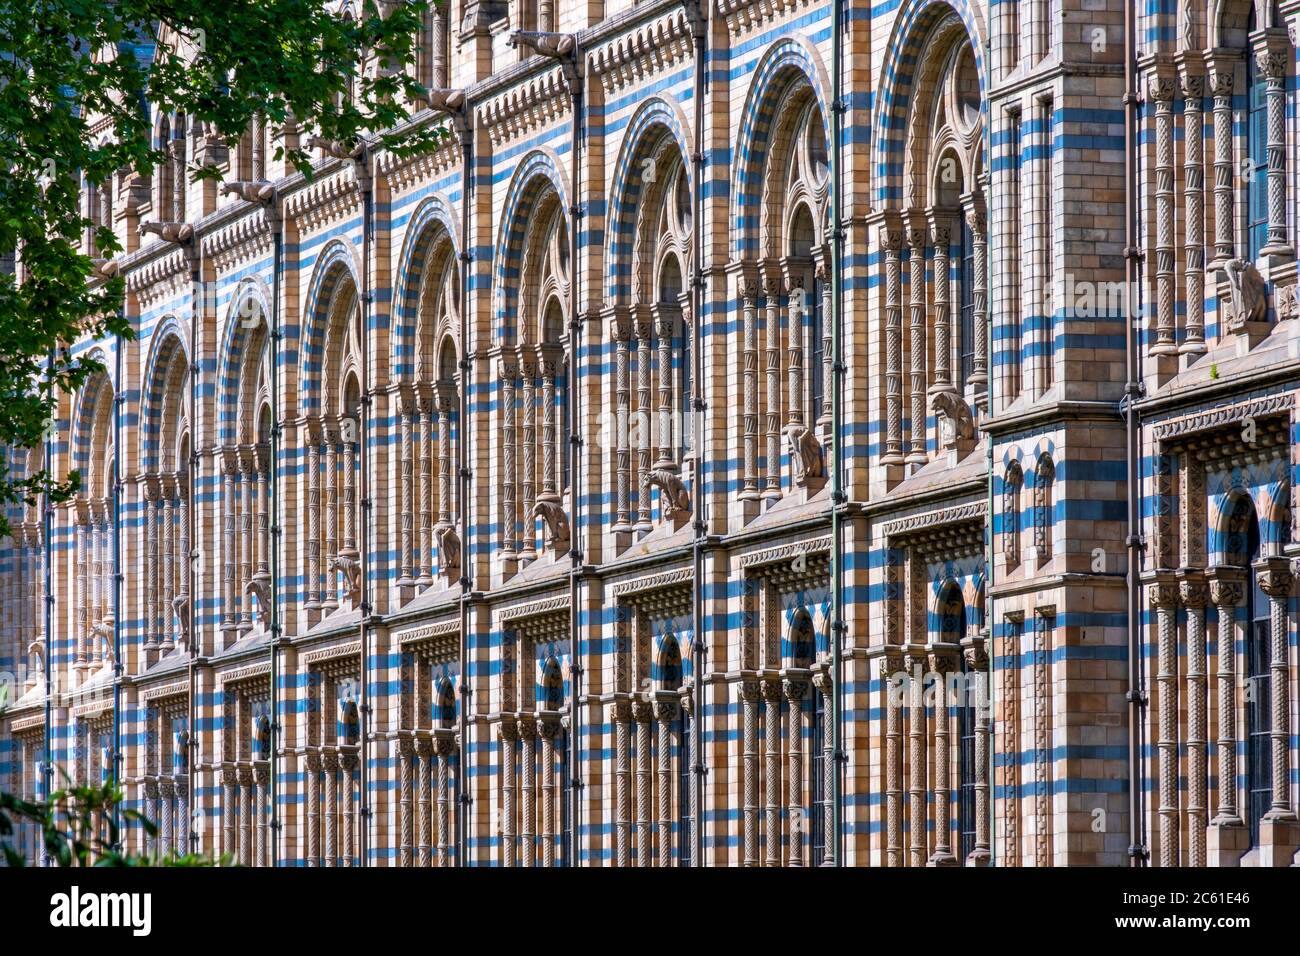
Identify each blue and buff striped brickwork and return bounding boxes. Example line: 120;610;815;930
4;0;1300;867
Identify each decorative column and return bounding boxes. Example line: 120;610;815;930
614;699;632;867
398;736;414;866
159;777;175;858
928;648;958;866
882;650;904;866
305;752;321;866
965;639;992;864
762;679;782;867
238;453;254;632
237;766;252;866
175;474;189;651
143;779;160;858
75;503;89;671
633;699;653;865
812;668;835;865
655;313;676;470
340;752;358;867
305;427;322;613
1209;571;1245;827
763;276;783;503
740;679;760;866
397;389;416;589
785;280;805;436
435;733;455;866
740;279;761;502
323;751;338;867
499;718;517;867
1256;36;1290;256
220;452;237;636
1209;59;1236;264
255;763;268;867
1150;581;1180;865
340;435;358;580
930;218;953;392
882;219;905;466
519;716;537;867
539;717;560;867
1150;71;1178;359
431;3;448;87
322;425;339;610
436;387;454;530
1180;571;1210;866
818;264;833;434
144;480;161;654
1180;68;1207;356
221;765;236;860
155;487;172;650
611;311;633;535
784;676;808;867
520;355;538;559
415;737;433;867
655;699;678;867
907;648;927;866
500;360;518;564
540;353;561;501
419;390;437;582
634;316;653;531
1255;559;1295;820
964;198;989;397
906;223;928;466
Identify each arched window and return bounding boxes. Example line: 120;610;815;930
1247;10;1270;260
1004;461;1024;569
541;656;564;712
1034;454;1055;567
1226;494;1272;844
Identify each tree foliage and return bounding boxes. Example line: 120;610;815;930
0;0;441;534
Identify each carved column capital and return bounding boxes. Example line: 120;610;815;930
1147;580;1180;610
1253;557;1294;598
1177;568;1209;608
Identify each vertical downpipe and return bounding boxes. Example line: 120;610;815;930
1123;0;1147;867
455;108;474;867
355;148;375;868
566;51;585;868
688;0;709;868
42;347;55;867
268;196;283;867
112;314;125;846
829;0;846;866
186;241;200;856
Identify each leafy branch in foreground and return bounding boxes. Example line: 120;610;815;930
0;0;447;535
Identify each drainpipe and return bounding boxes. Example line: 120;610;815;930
356;146;375;869
512;27;584;868
685;0;709;868
828;0;846;866
139;220;202;855
222;180;284;867
422;87;473;866
1122;0;1147;867
42;347;55;867
112;311;124;847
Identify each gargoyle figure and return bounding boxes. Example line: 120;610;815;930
138;221;194;243
642;468;691;519
437;525;462;585
172;593;190;647
533;499;570;552
91;622;114;664
221;181;275;203
331;553;362;606
246;575;271;625
931;391;975;450
788;425;825;485
1221;258;1267;333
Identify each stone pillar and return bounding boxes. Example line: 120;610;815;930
740;680;761;866
499;360;519;565
964;638;992;865
1255;35;1291;257
519;716;537;867
539;717;560;867
907;649;927;866
1150;580;1181;866
1179;66;1207;357
964;198;989;399
928;648;959;866
740;279;761;503
633;699;653;865
905;223;928;467
655;699;678;867
499;717;518;867
398;736;414;867
1208;59;1235;264
882;219;905;467
784;676;808;867
813;669;835;866
435;733;455;866
611;311;633;536
415;737;433;867
305;428;322;612
762;276;783;504
1179;571;1210;866
613;699;632;867
305;752;321;866
1255;559;1295;820
1149;71;1178;362
397;390;416;590
881;650;904;866
419;393;435;585
520;355;538;558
